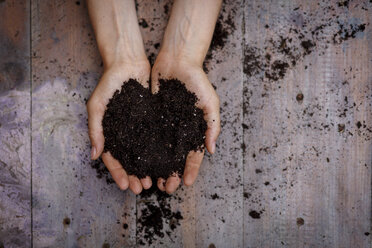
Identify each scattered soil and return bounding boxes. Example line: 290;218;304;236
138;18;149;28
333;23;366;44
210;17;230;51
296;217;305;226
63;217;71;226
296;93;304;102
102;79;207;179
204;7;236;72
91;158;114;184
136;186;183;246
249;210;261;219
243;4;369;82
338;124;345;132
211;193;221;200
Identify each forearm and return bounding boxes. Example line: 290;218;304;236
158;0;222;66
87;0;147;68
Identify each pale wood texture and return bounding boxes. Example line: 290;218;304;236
0;0;371;247
243;1;371;248
194;1;244;247
31;0;136;247
0;0;31;247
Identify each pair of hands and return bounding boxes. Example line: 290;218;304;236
87;55;220;194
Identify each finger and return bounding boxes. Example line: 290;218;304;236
129;176;143;195
165;174;181;194
140;176;152;190
150;72;160;94
150;63;170;94
157;178;166;191
101;152;129;190
87;97;105;160
183;150;204;186
203;95;221;154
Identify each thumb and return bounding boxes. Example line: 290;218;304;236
87;97;105;160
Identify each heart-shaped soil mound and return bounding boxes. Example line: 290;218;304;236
102;79;207;179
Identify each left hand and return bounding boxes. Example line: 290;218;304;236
151;55;221;194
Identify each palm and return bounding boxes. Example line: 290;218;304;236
151;59;221;193
87;61;152;194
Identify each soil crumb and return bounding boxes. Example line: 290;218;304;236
243;3;368;82
296;217;305;226
102;79;207;179
91;158;114;184
249;210;261;219
137;186;183;246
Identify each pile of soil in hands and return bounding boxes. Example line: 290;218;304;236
102;78;207;179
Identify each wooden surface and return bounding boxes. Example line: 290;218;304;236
0;0;31;247
0;0;371;247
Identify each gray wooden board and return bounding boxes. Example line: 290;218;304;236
31;0;136;247
194;1;244;247
0;0;31;247
135;1;190;247
243;0;371;247
135;1;244;247
136;1;198;247
1;0;371;247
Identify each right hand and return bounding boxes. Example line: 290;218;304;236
87;60;152;194
151;55;221;194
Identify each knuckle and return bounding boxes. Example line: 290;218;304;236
187;160;200;169
88;128;98;141
216;124;221;135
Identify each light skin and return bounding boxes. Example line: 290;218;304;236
87;0;222;194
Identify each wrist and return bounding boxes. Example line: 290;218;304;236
99;39;148;70
103;57;150;74
155;50;204;69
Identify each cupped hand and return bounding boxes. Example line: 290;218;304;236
87;61;153;194
151;56;221;194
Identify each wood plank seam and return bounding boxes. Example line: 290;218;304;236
29;1;33;247
241;0;246;246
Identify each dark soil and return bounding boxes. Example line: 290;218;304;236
91;158;114;184
136;186;183;245
102;79;207;179
210;17;230;51
203;6;236;72
296;217;305;226
243;3;369;82
249;210;261;219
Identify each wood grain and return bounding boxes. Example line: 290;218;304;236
135;2;198;247
31;0;136;247
194;1;244;247
243;0;371;247
0;0;371;247
0;0;31;247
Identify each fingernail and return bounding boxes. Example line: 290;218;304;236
211;142;216;154
91;146;97;160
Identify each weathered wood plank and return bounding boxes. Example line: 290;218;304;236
135;1;197;247
135;1;245;247
0;0;31;247
194;1;244;247
243;0;371;247
31;0;136;247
